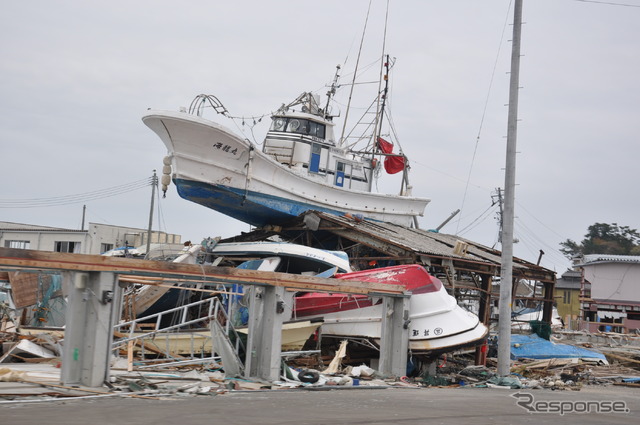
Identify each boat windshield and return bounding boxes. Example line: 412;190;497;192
271;117;325;139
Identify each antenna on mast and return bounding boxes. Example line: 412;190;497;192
323;65;341;120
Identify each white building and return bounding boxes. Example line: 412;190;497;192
0;221;181;255
580;254;640;333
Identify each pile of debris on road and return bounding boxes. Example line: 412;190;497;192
2;328;640;403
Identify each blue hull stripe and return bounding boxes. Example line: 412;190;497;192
174;178;346;227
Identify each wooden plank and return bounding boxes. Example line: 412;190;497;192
7;272;41;308
0;247;405;295
605;352;640;365
613;382;640;388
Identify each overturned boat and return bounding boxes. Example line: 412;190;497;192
293;264;488;354
143;60;429;228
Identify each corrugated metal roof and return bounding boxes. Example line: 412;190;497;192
312;212;529;270
581;254;640;265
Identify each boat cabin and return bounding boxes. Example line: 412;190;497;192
262;112;373;192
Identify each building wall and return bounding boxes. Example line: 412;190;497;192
554;287;580;323
87;223;182;254
1;222;181;255
583;262;640;304
2;230;88;253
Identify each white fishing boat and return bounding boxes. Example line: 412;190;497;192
143;59;429;228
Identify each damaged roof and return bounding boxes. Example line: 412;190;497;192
224;211;556;283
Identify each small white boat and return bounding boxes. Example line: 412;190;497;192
128;241;350;319
293;264;488;354
205;240;351;274
143;61;429;228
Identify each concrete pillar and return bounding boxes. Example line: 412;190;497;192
61;272;120;387
245;286;263;378
378;295;410;377
245;285;285;381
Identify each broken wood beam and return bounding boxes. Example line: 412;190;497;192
604;352;640;365
0;247;406;296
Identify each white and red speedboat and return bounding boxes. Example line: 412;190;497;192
293;264;488;354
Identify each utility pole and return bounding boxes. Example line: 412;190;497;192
493;188;504;243
81;204;86;231
145;171;158;259
498;0;523;377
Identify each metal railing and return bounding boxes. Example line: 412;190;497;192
112;295;245;359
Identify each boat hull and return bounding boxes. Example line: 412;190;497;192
294;265;488;354
143;111;429;227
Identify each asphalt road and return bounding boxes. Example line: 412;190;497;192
1;385;638;425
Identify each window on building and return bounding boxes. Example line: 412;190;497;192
101;243;114;254
563;290;571;304
54;241;80;253
4;240;30;249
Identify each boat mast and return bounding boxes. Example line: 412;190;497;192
497;0;523;377
339;0;372;147
375;55;390;141
323;65;341;120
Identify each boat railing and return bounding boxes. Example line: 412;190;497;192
112;295;245;360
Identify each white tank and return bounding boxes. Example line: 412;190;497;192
291;141;310;166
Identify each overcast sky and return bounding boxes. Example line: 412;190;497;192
1;0;639;273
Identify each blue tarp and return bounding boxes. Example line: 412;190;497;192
510;334;608;362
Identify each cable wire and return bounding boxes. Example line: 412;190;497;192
572;0;640;7
0;178;152;208
455;1;513;236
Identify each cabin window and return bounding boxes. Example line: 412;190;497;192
309;121;326;139
270;117;325;139
4;240;30;249
309;143;322;173
288;119;303;133
335;161;345;187
271;118;287;131
54;241;80;253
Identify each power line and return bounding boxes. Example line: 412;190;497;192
572;0;640;7
0;177;152;208
456;0;513;235
456;202;499;236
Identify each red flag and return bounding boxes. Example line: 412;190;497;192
384;155;405;174
377;137;405;174
377;137;393;154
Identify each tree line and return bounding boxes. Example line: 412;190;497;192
560;222;640;258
